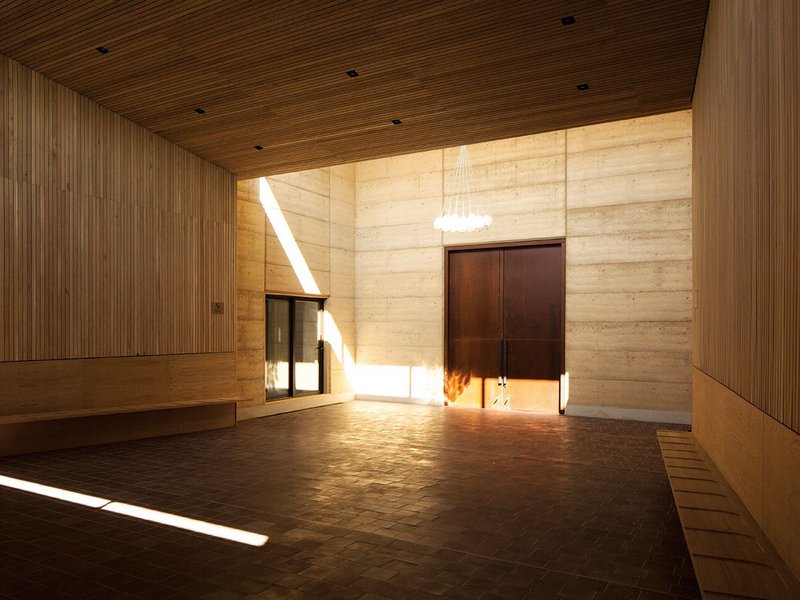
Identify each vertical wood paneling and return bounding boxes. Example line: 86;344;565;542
1;53;236;362
693;0;800;581
768;0;800;429
693;0;800;433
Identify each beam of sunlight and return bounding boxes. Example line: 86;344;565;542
0;474;110;508
102;502;268;547
323;310;356;385
0;475;268;546
256;177;356;389
259;177;320;295
560;371;570;411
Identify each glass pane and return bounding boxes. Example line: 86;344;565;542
294;300;321;393
266;299;290;399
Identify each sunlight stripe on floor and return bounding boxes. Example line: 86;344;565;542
102;502;268;546
0;474;268;546
0;474;109;508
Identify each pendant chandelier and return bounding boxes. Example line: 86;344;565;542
433;145;492;233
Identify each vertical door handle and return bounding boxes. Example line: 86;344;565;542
501;339;507;380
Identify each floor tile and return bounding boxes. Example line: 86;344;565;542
0;401;697;599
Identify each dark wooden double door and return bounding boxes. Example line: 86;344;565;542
445;241;565;412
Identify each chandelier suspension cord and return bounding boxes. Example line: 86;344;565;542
434;144;492;233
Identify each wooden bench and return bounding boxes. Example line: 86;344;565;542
657;430;800;599
0;398;240;457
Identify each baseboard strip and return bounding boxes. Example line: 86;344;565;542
566;404;691;424
238;393;354;420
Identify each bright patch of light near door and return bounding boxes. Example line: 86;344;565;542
411;366;444;404
0;475;268;546
259;177;321;295
102;502;268;546
355;364;412;397
560;372;570;411
0;475;109;508
354;364;445;403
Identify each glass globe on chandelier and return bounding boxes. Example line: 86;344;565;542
433;145;492;233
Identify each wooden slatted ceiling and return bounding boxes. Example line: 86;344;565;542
693;0;800;433
0;0;708;177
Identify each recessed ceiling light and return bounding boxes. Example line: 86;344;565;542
194;108;206;114
577;83;589;91
391;119;402;125
96;46;110;54
254;145;263;150
346;69;359;77
561;16;576;25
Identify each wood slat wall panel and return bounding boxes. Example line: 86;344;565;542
693;0;800;582
1;54;236;362
0;1;708;177
693;0;800;433
768;1;800;428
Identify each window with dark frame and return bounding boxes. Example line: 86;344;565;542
265;296;324;400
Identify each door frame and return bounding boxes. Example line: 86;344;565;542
265;294;325;401
443;238;566;411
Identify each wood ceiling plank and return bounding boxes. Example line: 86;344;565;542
0;0;708;175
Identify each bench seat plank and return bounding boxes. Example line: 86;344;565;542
657;430;800;600
685;529;771;564
0;397;241;425
0;398;242;456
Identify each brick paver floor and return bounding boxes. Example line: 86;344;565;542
0;401;699;599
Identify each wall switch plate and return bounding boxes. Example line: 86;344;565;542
211;302;224;314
